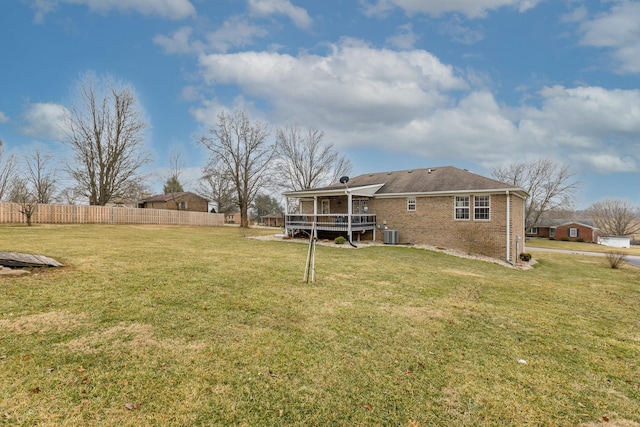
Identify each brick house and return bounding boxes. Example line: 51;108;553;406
527;219;599;242
139;192;209;212
225;212;241;224
260;213;284;227
284;166;528;263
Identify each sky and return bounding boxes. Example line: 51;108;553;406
1;0;639;208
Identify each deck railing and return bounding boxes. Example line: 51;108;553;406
285;214;376;232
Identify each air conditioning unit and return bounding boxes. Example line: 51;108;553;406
384;229;399;245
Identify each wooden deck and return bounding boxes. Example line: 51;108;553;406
285;214;377;236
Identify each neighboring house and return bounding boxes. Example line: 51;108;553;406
283;166;528;263
527;219;599;242
107;198;141;208
260;213;284;227
225;212;241;224
138;192;209;212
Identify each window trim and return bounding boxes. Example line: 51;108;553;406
569;228;578;238
474;195;491;220
454;195;470;220
407;197;417;211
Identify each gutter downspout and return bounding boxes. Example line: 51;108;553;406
506;190;511;264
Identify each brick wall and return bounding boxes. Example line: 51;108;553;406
554;223;598;242
298;193;525;261
146;194;209;212
371;193;524;261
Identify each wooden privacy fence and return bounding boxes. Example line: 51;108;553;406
0;202;225;227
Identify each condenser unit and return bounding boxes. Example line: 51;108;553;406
384;229;399;245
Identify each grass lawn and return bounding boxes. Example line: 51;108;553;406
526;237;640;256
1;225;639;426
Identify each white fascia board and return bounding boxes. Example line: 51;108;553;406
373;188;527;199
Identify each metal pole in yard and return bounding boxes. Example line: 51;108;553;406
304;222;316;283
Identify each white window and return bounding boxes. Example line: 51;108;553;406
178;201;187;210
407;197;416;211
474;195;490;220
455;196;470;220
528;227;538;234
569;228;578;238
321;199;330;214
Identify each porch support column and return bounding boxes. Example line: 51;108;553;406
313;196;318;239
347;191;352;241
506;190;511;263
284;196;289;237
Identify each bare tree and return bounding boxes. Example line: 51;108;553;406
163;147;185;194
0;139;18;201
62;72;151;205
24;147;57;204
198;110;274;227
492;158;579;229
198;161;236;213
8;177;38;226
588;199;640;236
275;124;352;191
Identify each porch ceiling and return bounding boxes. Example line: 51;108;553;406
283;184;384;198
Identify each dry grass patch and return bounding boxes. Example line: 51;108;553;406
0;311;88;335
441;268;484;277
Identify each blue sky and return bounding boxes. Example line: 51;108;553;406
1;0;639;207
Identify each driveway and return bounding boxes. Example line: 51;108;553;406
528;247;640;268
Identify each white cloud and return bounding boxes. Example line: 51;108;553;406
32;0;196;22
248;0;312;29
154;18;268;54
386;23;418;49
198;38;467;129
578;1;640;73
438;18;484;44
154;26;201;54
205;17;269;53
533;85;640;137
571;153;637;174
192;38;640;175
560;5;588;24
0;111;9;124
361;0;542;19
21;102;68;140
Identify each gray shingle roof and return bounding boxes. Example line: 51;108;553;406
535;219;596;228
288;166;526;196
140;192;205;203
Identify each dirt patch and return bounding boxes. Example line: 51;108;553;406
0;266;29;276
